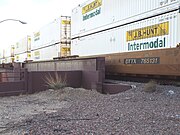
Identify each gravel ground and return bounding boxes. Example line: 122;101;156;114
0;82;179;135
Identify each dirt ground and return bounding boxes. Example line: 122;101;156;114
0;82;179;135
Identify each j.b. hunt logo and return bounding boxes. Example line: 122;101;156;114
82;0;102;21
126;22;169;51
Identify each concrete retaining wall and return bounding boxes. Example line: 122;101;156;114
27;71;82;93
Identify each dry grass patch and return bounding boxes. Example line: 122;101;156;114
44;72;67;90
144;80;157;93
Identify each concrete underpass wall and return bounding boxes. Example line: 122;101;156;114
0;81;26;96
23;57;104;72
24;57;105;92
27;71;82;94
0;57;131;96
0;69;28;97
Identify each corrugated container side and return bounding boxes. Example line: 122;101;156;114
3;45;14;63
31;16;71;59
71;11;179;56
14;52;31;63
14;36;31;55
0;49;5;64
0;50;3;64
3;57;14;64
61;16;71;43
31;16;71;50
31;18;61;50
1;59;5;64
60;16;71;56
0;59;2;64
4;45;14;58
72;0;180;38
31;44;60;61
0;50;3;59
178;8;180;45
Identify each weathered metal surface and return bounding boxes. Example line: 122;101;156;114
72;10;179;57
24;57;104;72
31;16;71;61
105;48;180;76
72;0;180;37
14;36;31;62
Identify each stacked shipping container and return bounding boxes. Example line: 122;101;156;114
71;0;180;56
14;36;31;63
1;16;71;63
31;16;71;61
0;49;3;64
3;45;14;63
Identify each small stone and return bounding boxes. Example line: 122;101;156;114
124;97;131;100
114;117;120;121
168;90;175;95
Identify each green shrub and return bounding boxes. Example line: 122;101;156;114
144;80;157;93
44;72;67;90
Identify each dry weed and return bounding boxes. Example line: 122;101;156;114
44;72;67;90
144;80;157;93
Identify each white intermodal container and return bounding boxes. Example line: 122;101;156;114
31;43;61;61
14;52;31;63
0;49;3;59
31;16;71;50
31;16;71;61
71;10;180;56
72;0;180;38
14;36;31;54
14;36;31;62
0;59;2;64
0;50;3;64
3;45;14;63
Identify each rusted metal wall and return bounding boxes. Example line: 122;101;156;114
105;48;180;77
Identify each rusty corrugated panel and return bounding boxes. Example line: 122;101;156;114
105;48;180;76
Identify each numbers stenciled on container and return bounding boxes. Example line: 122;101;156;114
141;58;159;64
124;57;160;64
